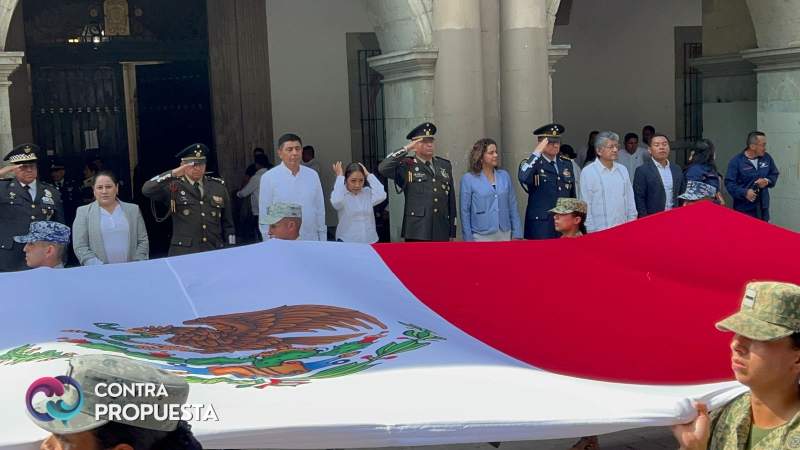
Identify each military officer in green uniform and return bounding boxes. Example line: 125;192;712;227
142;143;235;256
0;144;64;272
672;281;800;450
378;122;456;242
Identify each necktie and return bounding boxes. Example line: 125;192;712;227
24;184;32;199
194;182;202;197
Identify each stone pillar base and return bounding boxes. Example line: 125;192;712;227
369;49;438;241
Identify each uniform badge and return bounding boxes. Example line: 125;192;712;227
183;209;190;216
212;195;223;205
44;189;52;198
180;190;186;196
8;192;15;199
440;168;449;179
563;169;571;177
414;166;419;172
41;196;54;205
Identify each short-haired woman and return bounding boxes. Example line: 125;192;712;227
460;138;522;241
330;161;387;243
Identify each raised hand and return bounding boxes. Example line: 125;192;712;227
171;162;195;178
332;161;344;177
358;162;370;178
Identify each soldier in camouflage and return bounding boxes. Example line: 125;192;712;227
673;281;800;450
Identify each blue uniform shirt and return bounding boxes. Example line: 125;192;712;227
724;151;779;219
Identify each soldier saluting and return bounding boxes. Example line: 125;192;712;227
142;143;235;256
518;123;576;240
0;144;64;272
378;122;456;242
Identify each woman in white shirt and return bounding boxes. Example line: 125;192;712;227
330;162;387;243
72;171;149;265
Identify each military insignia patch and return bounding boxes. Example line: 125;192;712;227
41;196;54;205
440;168;449;179
563;169;571;177
212;195;223;205
44;189;52;198
788;433;800;449
8;192;15;199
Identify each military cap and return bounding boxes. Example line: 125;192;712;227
264;202;302;225
29;354;190;434
176;143;209;163
533;123;565;142
406;122;437;141
716;282;800;341
549;197;587;215
14;221;71;245
49;158;65;171
678;180;717;201
3;143;39;165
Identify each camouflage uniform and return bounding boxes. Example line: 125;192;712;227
708;282;800;449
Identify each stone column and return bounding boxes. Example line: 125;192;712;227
0;51;22;160
548;44;569;116
742;0;800;230
481;0;501;148
499;0;551;216
369;50;438;241
433;0;485;197
741;47;800;230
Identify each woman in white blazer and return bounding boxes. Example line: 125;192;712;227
72;171;149;265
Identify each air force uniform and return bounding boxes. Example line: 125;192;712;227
378;122;456;241
518;124;576;240
0;144;64;271
142;143;235;256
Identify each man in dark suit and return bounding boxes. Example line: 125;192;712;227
633;134;686;218
0;144;64;271
378;122;456;242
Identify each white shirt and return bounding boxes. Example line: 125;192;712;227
100;202;130;264
237;167;267;215
652;158;674;210
617;147;647;182
580;160;638;232
330;174;387;243
259;163;326;241
21;180;37;201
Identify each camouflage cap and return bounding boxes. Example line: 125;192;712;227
264;202;302;225
29;354;190;435
14;221;71;245
716;282;800;341
549;197;587;215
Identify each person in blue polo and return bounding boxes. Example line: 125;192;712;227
13;220;70;269
724;131;780;221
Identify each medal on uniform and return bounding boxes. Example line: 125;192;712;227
183;209;190;216
44;189;52;198
563;169;571;177
212;195;223;205
8;192;15;199
440;168;448;179
180;190;186;196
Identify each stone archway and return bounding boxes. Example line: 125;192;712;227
0;0;22;159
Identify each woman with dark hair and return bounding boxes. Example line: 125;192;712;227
580;130;599;168
460;138;522;241
685;139;725;205
330;161;386;243
72;170;149;265
550;197;588;238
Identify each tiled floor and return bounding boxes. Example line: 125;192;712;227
251;427;677;450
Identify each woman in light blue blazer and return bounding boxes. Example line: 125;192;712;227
460;138;523;241
72;171;149;265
